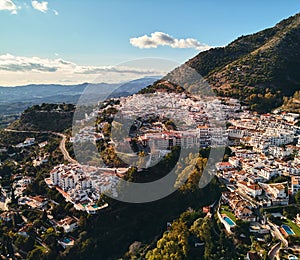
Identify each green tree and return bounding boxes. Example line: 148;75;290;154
27;247;44;260
295;190;300;204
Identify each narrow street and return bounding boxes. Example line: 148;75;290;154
268;242;281;260
209;197;221;237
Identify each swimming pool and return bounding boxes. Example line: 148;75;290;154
224;216;235;226
63;238;72;244
282;225;295;235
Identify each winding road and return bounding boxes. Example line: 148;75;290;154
268;242;281;260
3;128;78;164
55;132;78;164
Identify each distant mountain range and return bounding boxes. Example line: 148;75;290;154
0;77;159;116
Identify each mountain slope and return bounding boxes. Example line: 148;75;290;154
186;12;300;97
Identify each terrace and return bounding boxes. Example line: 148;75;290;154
220;205;236;222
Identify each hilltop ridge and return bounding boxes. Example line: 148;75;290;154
187;12;300;95
140;13;300;112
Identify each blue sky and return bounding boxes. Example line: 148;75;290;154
0;0;300;85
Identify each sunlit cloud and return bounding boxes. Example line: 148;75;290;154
31;0;48;13
0;0;19;14
130;31;212;51
0;54;165;86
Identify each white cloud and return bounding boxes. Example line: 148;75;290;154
74;65;161;75
1;1;56;14
0;0;18;14
31;0;48;13
0;54;161;74
130;32;211;51
0;54;165;86
0;53;72;72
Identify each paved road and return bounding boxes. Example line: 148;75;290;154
55;132;78;164
209;197;221;237
268;242;281;260
4;128;78;164
235;188;260;207
268;221;289;247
